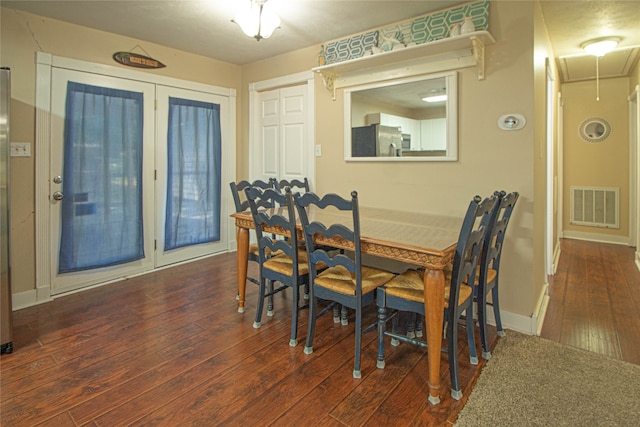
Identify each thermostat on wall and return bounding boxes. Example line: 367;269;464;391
498;114;526;131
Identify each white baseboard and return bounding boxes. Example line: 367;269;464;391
635;250;640;272
485;281;549;337
563;230;631;246
13;288;53;310
552;243;561;274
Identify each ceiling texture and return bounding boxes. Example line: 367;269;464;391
2;0;640;82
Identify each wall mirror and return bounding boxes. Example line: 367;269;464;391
344;71;457;161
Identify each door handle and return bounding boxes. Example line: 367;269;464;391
52;191;64;201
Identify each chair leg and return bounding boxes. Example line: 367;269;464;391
407;313;416;339
448;314;462;400
390;312;400;347
253;278;266;329
466;306;478;365
415;315;423;338
267;280;275;317
341;305;349;326
304;291;317;355
289;283;299;347
333;305;340;323
376;290;387;369
478;285;491;360
492;282;505;336
353;303;362;378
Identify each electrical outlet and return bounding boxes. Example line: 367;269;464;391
10;142;31;157
315;144;322;157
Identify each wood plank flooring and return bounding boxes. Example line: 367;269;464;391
3;238;638;426
540;239;640;364
1;253;496;426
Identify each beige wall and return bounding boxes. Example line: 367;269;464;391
562;78;630;238
3;2;552;324
243;1;543;319
1;8;242;294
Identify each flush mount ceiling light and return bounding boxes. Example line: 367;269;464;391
581;37;621;101
233;0;281;41
421;89;447;103
582;37;620;57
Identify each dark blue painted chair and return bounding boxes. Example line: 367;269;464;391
230;178;279;310
245;186;314;347
476;190;519;359
376;194;498;400
294;190;395;378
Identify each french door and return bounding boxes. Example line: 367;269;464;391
48;67;230;294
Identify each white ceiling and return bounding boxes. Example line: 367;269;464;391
2;0;640;81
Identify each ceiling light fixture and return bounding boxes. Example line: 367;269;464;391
582;37;620;57
581;37;620;101
421;89;447;103
233;0;280;41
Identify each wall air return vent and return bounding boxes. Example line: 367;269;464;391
570;186;619;229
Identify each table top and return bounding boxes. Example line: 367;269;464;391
232;205;461;269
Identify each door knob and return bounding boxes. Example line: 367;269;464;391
52;191;64;201
53;176;63;184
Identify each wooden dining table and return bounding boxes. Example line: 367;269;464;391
231;206;462;405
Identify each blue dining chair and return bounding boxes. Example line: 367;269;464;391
376;194;498;400
476;190;519;359
294;190;395;378
230;178;279;310
245;186;317;346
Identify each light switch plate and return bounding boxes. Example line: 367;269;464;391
10;142;31;157
315;144;322;157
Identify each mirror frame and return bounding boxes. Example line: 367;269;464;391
343;71;458;162
579;117;611;143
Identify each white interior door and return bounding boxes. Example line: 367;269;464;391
49;68;156;294
253;83;310;183
279;85;308;183
155;85;230;267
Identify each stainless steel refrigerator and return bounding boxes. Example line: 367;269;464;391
1;67;13;354
351;124;402;157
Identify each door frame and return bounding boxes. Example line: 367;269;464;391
34;52;236;303
248;71;315;184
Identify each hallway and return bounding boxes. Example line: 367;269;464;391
540;238;640;365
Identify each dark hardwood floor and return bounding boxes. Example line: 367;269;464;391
1;253;496;426
2;238;638;426
540;238;640;365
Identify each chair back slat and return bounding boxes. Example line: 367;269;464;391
245;187;298;268
479;191;519;283
230;178;277;212
277;177;310;194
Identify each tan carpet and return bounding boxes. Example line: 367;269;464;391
455;330;640;426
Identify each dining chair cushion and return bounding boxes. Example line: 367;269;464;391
384;269;473;308
315;265;395;295
264;249;325;277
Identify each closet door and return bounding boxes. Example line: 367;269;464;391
49;68;156;294
255;85;308;183
155;85;230;267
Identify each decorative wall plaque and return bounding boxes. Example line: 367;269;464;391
113;52;166;69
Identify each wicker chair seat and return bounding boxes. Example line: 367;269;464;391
384;269;473;308
249;242;284;258
264;249;325;277
315;265;395;296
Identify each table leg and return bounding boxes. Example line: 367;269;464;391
236;226;249;313
424;268;445;405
